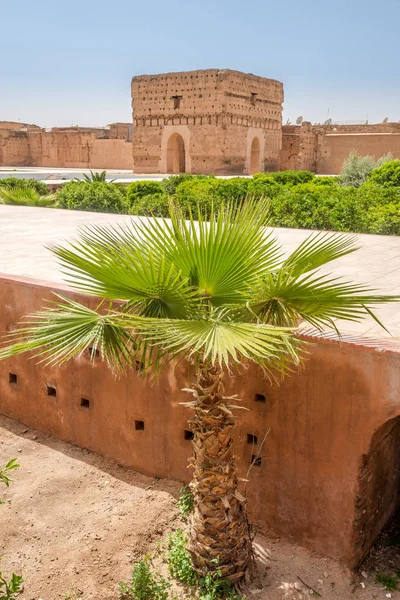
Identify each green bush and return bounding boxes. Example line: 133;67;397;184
174;178;222;217
167;530;197;586
128;193;169;217
126;181;165;207
247;175;283;199
0;177;49;195
311;176;339;186
262;170;315;185
363;202;400;235
161;174;210;195
368;160;400;187
269;184;364;232
56;181;125;213
118;557;170;600
339;152;393;188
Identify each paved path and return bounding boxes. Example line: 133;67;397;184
1;205;399;339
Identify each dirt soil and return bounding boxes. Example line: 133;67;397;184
0;414;398;600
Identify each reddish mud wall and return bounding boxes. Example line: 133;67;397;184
0;275;399;566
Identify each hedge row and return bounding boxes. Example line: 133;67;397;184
3;163;400;236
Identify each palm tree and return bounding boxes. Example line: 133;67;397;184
0;184;56;207
0;199;395;582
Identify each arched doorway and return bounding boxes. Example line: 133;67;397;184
353;416;400;564
249;137;261;174
166;133;186;173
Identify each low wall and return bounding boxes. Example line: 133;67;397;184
317;133;400;174
1;274;399;566
0;130;133;170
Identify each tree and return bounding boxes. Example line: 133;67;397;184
0;200;395;582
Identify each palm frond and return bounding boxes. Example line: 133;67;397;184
0;185;40;206
0;294;304;376
281;231;360;277
0;295;137;371
252;269;397;332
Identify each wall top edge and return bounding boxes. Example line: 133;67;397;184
0;272;399;356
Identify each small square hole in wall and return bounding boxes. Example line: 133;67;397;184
80;398;90;409
251;454;262;467
247;433;258;445
8;372;17;384
254;393;266;403
46;385;57;398
184;430;194;441
134;420;145;431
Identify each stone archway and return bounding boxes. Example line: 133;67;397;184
166;133;186;173
249;137;261;174
353;416;400;564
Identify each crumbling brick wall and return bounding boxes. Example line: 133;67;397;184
131;69;283;175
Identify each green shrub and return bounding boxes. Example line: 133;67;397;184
174;178;222;217
312;176;339;186
266;170;315;185
269;184;364;232
167;530;197;586
339;152;393;188
126;181;165;207
368;160;400;187
128;193;169;217
363;202;400;235
118;557;170;600
175;485;194;519
0;177;49;195
247;175;283;200
161;174;209;195
212;178;249;202
56;181;125;213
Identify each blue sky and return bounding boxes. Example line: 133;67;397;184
2;0;399;127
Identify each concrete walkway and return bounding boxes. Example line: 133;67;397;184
1;205;399;339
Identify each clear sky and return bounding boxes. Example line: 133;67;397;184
2;0;399;127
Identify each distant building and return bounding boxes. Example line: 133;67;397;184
131;69;283;175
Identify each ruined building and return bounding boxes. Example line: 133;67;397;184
1;69;400;174
131;69;283;174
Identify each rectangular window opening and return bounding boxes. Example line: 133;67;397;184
135;420;145;431
247;433;258;445
172;95;181;109
80;398;90;408
254;393;266;403
184;430;194;441
251;454;262;467
8;372;17;384
46;385;57;398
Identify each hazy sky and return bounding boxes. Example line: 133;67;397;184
2;0;399;127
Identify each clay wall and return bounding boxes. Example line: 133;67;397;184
1;274;400;566
131;69;283;174
316;132;400;174
0;126;133;170
90;139;132;169
0;130;30;166
281;122;317;171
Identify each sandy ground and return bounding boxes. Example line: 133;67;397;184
0;414;398;600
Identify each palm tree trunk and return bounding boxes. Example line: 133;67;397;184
186;363;251;582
